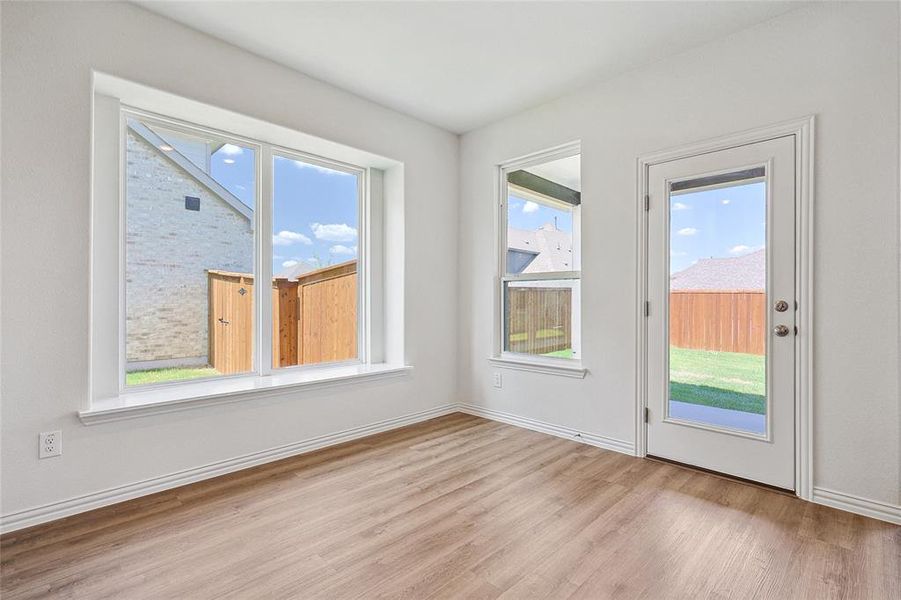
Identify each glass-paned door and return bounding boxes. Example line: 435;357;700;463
647;136;796;490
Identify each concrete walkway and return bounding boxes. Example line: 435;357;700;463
669;400;765;434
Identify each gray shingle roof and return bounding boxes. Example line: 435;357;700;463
670;249;765;291
277;260;318;280
507;222;574;273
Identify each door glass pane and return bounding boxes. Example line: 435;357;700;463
668;169;766;434
271;155;359;369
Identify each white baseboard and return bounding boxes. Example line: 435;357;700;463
6;405;895;533
812;487;901;525
459;403;635;456
0;404;458;534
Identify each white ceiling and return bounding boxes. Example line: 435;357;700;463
138;1;801;133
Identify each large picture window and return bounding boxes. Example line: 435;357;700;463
499;147;581;361
122;110;365;388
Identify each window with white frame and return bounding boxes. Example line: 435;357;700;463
121;109;365;388
499;147;581;361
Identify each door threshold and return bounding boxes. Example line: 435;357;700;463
646;455;796;496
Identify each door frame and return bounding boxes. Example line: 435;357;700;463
635;116;815;500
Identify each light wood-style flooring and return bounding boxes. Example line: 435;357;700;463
2;413;898;599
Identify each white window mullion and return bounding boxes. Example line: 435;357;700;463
359;168;371;364
257;144;274;376
502;270;581;283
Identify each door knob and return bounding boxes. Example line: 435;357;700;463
774;325;790;337
774;300;789;312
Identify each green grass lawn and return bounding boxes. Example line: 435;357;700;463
510;328;566;343
543;348;573;359
669;347;765;414
126;366;220;386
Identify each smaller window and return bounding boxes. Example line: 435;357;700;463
500;150;581;360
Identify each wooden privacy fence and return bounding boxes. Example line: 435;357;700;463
505;286;572;355
208;261;357;374
669;290;765;355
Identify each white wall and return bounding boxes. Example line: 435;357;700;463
0;2;458;520
459;2;900;506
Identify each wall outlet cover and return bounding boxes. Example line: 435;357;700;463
39;430;62;459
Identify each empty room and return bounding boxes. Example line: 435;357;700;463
1;1;899;598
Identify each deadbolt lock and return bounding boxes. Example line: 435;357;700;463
774;300;789;312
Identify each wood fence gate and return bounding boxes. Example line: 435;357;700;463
208;261;357;374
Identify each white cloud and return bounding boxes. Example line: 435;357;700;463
677;227;698;236
219;143;244;156
729;244;764;255
330;244;357;255
672;202;690;211
522;201;539;214
721;199;731;205
294;160;351;176
281;260;299;268
273;230;313;246
311;222;357;242
670;250;687;257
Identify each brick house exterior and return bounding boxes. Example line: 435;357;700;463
125;126;253;370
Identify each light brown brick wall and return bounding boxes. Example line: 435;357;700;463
125;131;253;365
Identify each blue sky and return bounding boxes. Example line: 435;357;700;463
272;156;358;274
207;147;762;277
211;143;256;207
209;147;358;274
507;194;573;232
669;181;766;273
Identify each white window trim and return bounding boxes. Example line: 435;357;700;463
79;364;412;425
488;355;587;379
90;73;406;422
493;141;586;377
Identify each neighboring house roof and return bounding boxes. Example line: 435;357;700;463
127;120;253;221
277;260;318;280
670;249;765;291
507;221;574;273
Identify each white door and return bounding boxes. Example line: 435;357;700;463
646;136;796;490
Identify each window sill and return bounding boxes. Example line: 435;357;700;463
79;363;412;425
488;356;587;379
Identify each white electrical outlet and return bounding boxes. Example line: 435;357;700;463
39;430;62;459
492;372;502;389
